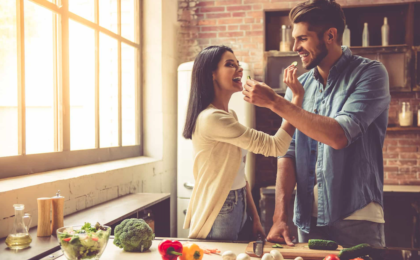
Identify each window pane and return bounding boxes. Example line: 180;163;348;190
25;1;54;154
121;43;136;146
0;0;18;157
69;0;94;22
69;20;95;150
121;0;135;42
99;33;118;147
99;0;118;33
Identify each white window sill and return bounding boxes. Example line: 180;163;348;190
0;156;160;193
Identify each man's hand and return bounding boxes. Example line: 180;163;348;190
242;79;279;109
267;220;295;246
284;65;304;106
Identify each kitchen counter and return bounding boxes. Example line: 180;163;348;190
261;185;420;195
43;238;420;260
0;193;170;260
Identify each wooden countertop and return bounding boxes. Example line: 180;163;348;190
0;193;170;260
261;185;420;195
53;238;266;260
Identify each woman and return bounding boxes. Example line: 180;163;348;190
182;46;303;240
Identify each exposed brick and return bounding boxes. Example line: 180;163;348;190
198;20;217;26
384;166;399;172
197;1;214;7
200;7;225;13
206;13;231;19
219;31;244;37
388;146;418;152
215;0;242;5
228;25;239;30
244;0;269;3
227;5;253;12
199;32;217;38
247;11;263;19
399;140;420;146
400;153;420;159
246;30;263;36
245;18;255;23
262;3;291;9
388;173;417;180
201;26;226;32
388;160;417;166
240;25;251;31
243;43;258;49
218;18;243;25
252;24;263;30
253;4;263;10
233;12;246;17
383;153;399;159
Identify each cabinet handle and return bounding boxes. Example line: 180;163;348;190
184;182;194;189
183;210;187;215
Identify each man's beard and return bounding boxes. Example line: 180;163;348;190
304;40;328;70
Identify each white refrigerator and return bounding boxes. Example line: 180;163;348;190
177;61;255;238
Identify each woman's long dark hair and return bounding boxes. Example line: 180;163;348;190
182;45;234;139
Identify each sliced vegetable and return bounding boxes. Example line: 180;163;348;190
308;239;338;250
272;243;283;248
338;244;371;260
248;76;251;80
62;237;71;242
91;237;98;242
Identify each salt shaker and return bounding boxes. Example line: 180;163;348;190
51;190;65;235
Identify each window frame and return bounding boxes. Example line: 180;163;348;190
0;0;142;179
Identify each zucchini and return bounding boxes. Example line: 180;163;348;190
338;243;372;260
308;239;338;250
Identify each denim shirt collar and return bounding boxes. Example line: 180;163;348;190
313;46;352;81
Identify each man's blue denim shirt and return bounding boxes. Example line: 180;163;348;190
279;47;391;233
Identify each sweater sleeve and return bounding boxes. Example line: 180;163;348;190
199;109;292;157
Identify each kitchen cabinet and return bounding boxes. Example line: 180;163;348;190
263;2;420;93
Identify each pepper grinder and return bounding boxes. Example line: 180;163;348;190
37;197;52;236
51;190;65;235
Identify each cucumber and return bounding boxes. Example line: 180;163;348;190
308;239;338;250
291;61;298;67
338;243;372;260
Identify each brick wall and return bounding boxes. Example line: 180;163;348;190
178;0;420;187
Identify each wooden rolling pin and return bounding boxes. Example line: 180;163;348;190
51;190;65;235
37;197;51;237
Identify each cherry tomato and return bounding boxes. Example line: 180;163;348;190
324;255;340;260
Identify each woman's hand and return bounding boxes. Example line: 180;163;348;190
283;66;304;106
252;217;267;240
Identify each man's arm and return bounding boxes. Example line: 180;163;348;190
270;99;347;150
267;157;297;245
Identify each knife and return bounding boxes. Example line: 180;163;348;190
253;233;265;257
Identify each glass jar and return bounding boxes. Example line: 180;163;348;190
399;102;413;127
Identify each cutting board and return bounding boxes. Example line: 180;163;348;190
246;242;343;260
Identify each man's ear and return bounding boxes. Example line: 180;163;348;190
325;28;338;44
212;72;216;81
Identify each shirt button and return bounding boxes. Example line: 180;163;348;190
314;109;318;113
319;89;322;93
322;100;325;104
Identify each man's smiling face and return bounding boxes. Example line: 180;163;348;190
292;22;329;70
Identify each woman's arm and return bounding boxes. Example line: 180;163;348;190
245;181;266;239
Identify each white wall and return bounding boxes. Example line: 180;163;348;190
0;0;179;238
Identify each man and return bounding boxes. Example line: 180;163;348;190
243;0;390;247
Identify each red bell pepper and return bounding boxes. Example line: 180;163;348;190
158;240;183;260
324;255;340;260
62;237;71;242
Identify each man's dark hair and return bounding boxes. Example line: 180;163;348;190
289;0;346;44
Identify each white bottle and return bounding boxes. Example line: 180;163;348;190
343;25;351;47
381;17;389;46
362;23;369;47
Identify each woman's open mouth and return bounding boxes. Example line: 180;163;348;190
232;77;242;84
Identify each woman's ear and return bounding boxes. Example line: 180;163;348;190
212;71;216;81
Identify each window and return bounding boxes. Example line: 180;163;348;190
0;0;141;179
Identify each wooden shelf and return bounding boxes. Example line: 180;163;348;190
387;126;420;131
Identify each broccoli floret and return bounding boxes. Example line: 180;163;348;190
113;218;155;252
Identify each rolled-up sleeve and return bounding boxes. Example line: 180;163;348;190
334;61;390;147
278;88;296;160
